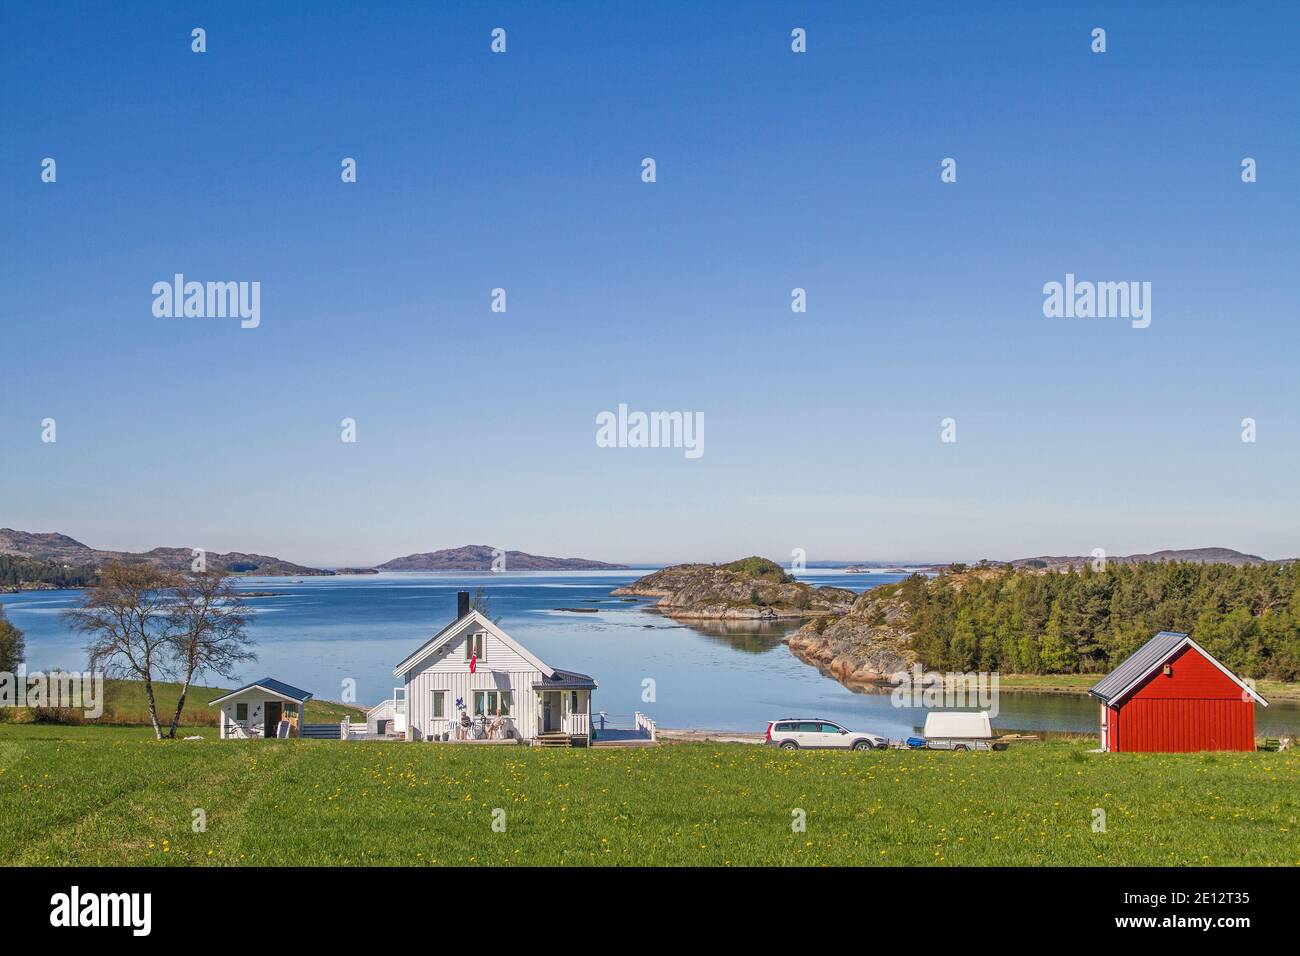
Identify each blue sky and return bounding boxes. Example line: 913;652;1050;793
2;1;1298;566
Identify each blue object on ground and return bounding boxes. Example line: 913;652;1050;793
905;736;927;749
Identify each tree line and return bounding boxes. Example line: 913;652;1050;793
0;554;97;588
887;561;1300;681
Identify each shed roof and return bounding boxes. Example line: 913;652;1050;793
1088;631;1267;706
208;677;314;706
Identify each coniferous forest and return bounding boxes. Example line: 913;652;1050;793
0;554;97;589
889;561;1300;681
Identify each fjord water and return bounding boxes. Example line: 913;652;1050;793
7;570;1297;737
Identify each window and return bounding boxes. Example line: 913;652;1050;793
571;690;581;712
797;722;821;733
474;691;512;716
285;703;298;717
235;702;248;721
432;691;446;719
775;722;796;733
465;632;485;661
820;723;843;734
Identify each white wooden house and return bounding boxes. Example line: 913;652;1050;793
209;678;313;739
393;591;597;746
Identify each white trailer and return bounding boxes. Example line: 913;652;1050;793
921;711;1005;751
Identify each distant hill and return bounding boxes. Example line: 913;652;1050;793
377;544;626;571
0;528;329;577
1005;547;1276;570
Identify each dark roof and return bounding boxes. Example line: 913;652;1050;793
1088;631;1190;704
532;668;598;691
208;677;313;706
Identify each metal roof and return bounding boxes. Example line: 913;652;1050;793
1088;632;1188;703
208;677;313;706
533;668;598;691
1088;631;1268;707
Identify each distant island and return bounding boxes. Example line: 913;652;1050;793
377;544;627;571
0;529;329;580
612;557;854;620
0;530;627;588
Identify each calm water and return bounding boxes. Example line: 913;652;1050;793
6;570;1297;737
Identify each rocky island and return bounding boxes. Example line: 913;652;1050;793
612;557;855;620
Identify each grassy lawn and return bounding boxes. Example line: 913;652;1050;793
1;723;1297;866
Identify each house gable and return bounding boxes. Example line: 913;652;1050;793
393;610;553;680
1090;632;1268;708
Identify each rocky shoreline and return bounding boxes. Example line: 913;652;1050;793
784;593;917;687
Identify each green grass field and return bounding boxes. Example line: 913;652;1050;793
1;723;1297;866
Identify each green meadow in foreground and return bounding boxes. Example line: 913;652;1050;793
1;724;1296;866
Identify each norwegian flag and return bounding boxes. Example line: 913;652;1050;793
469;651;477;674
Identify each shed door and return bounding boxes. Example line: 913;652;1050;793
264;701;283;738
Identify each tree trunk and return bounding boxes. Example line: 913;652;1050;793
167;674;193;739
143;674;163;740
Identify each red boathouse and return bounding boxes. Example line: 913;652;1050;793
1088;631;1268;753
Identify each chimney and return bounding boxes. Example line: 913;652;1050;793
457;590;470;620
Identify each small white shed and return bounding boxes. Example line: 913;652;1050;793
210;678;313;739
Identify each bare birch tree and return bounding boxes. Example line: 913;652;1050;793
63;563;178;739
164;571;254;738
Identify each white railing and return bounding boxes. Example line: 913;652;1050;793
341;720;369;740
566;712;590;736
635;711;657;741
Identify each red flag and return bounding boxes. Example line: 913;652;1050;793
470;652;476;674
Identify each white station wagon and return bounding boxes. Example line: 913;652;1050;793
765;718;888;751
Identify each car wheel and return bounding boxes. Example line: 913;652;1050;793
852;740;872;751
780;741;798;750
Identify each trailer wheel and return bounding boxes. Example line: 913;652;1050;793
780;740;798;750
953;744;968;752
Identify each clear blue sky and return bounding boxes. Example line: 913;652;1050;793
2;2;1298;566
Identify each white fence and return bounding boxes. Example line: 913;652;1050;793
635;711;657;741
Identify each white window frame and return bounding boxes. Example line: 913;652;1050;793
432;690;446;719
473;690;512;716
465;632;485;661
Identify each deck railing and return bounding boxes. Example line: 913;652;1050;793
565;712;590;736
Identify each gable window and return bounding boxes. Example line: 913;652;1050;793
235;702;248;721
473;691;512;716
432;691;446;719
465;632;485;661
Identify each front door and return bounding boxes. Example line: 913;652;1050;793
264;701;283;738
543;692;560;732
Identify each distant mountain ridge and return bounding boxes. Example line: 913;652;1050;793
0;528;329;577
377;545;626;571
1003;547;1279;570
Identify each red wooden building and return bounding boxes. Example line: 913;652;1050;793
1088;631;1268;752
